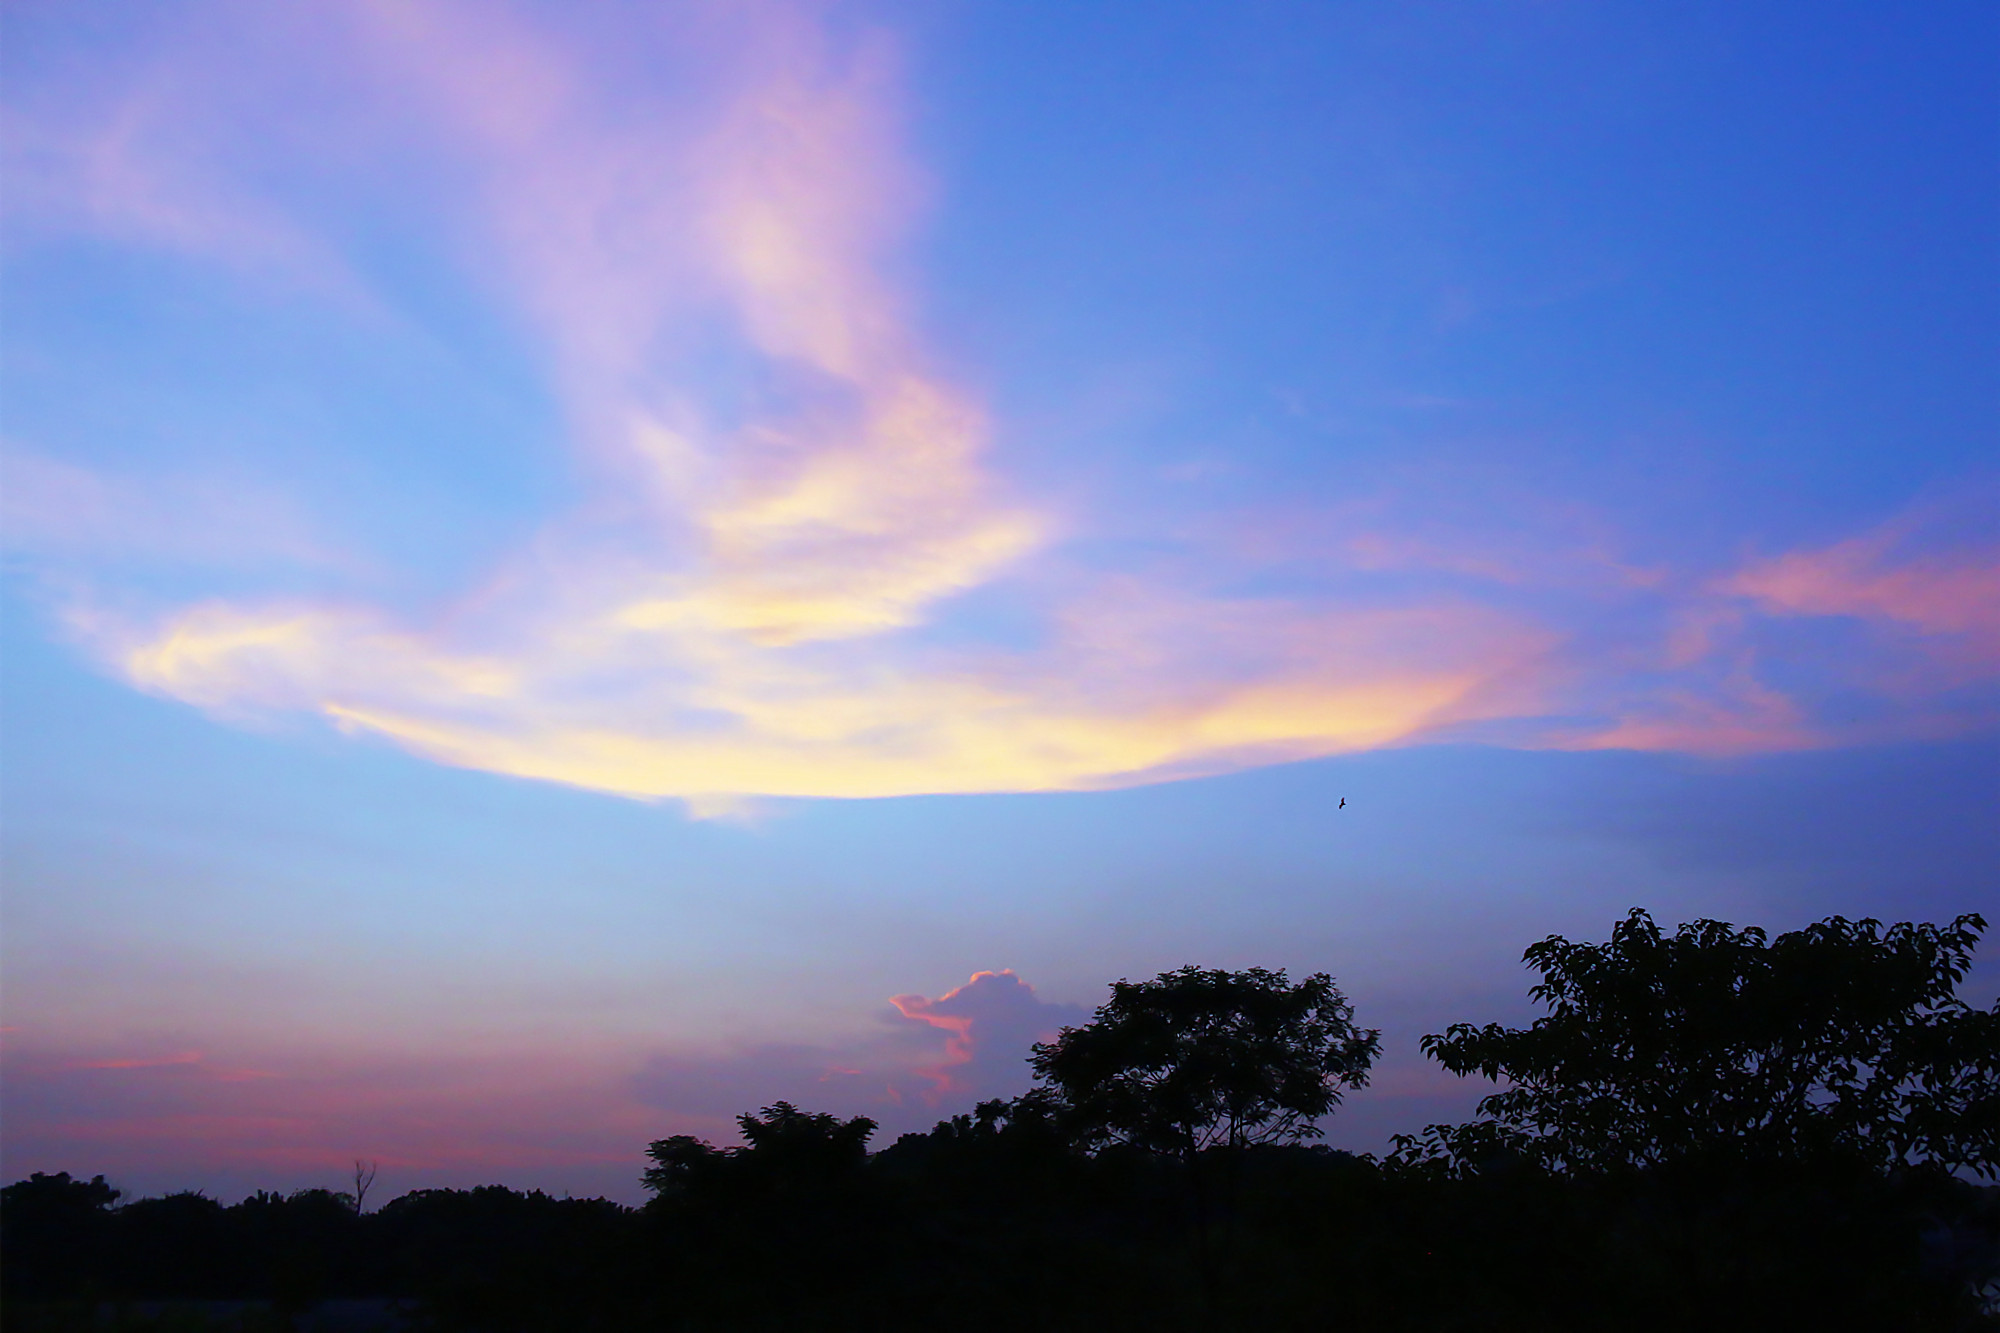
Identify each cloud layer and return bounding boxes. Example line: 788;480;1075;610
5;2;1995;810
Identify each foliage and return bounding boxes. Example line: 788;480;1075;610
734;1100;876;1169
1404;909;2000;1178
642;1101;877;1201
1029;965;1381;1160
11;1142;1993;1332
0;1173;121;1303
9;917;2000;1330
0;1171;121;1216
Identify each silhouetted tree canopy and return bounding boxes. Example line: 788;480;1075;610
1030;965;1380;1161
642;1100;878;1203
736;1100;876;1165
0;1172;122;1302
9;914;1999;1331
1403;909;2000;1177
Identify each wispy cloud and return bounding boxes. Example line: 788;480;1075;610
1724;508;2000;668
2;450;341;570
1557;493;2000;753
5;3;1995;810
1;12;370;305
72;1050;205;1071
68;1049;276;1082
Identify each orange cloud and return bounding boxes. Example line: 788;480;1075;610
9;5;1996;808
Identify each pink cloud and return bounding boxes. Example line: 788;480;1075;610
1562;667;1820;757
629;969;1084;1143
1724;519;2000;663
63;1048;280;1082
890;969;1083;1098
0;8;378;308
73;1050;205;1071
1535;494;2000;754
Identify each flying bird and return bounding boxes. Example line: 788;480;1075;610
1339;798;1346;809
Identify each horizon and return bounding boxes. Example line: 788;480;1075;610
2;0;1995;1207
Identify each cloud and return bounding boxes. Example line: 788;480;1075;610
88;584;1546;800
632;969;1083;1141
890;969;1086;1099
20;2;1554;807
72;1050;205;1071
1562;667;1818;756
0;9;373;306
1529;491;2000;755
1;451;340;571
5;4;1996;810
1723;506;2000;673
67;1049;277;1082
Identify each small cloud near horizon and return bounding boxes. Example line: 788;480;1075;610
632;969;1084;1139
890;969;1086;1101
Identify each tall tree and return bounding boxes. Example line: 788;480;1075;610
1030;965;1380;1164
1408;909;1999;1176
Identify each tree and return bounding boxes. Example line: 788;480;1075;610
733;1100;876;1168
1029;965;1381;1164
351;1160;378;1215
1406;908;2000;1177
641;1103;886;1322
0;1172;122;1300
642;1101;877;1201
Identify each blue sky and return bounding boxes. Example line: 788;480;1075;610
3;0;1994;1202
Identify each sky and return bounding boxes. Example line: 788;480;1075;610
2;0;1995;1205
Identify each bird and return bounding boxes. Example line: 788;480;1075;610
1338;797;1346;809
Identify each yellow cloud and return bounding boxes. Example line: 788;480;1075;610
85;5;1557;808
310;649;1518;802
31;3;1994;810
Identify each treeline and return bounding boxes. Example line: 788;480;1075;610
10;1138;1993;1332
6;908;1999;1332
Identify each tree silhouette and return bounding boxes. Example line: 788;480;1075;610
0;1172;121;1300
735;1101;876;1168
642;1101;878;1202
1029;965;1380;1314
1030;965;1380;1163
9;926;1999;1329
1405;909;2000;1177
